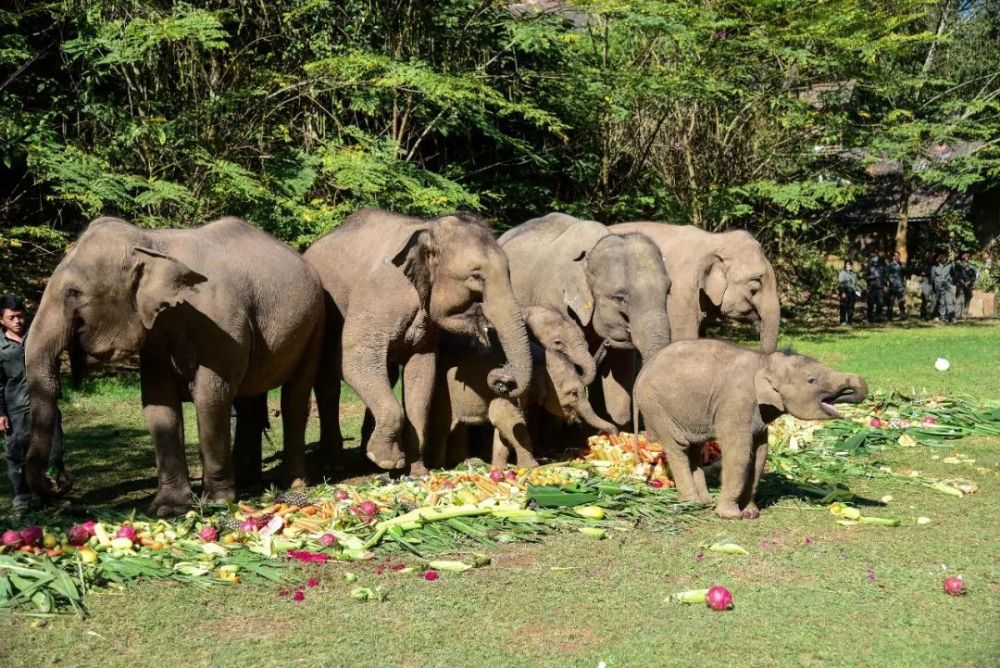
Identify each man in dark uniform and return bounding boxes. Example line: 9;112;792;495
953;253;978;320
1;295;66;514
930;253;956;323
863;252;885;323
884;251;906;320
919;251;937;321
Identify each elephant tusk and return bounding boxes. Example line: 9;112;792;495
593;339;612;366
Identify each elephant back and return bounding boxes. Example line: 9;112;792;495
499;213;610;312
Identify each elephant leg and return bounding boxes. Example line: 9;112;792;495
715;427;753;520
424;384;452;470
689;444;713;506
657;437;702;506
401;348;436;477
140;359;191;517
489;399;538;469
315;311;344;473
490;428;510;469
192;370;237;503
282;323;324;487
360;365;398;452
739;430;769;520
233;394;267;493
341;334;406;470
600;349;637;429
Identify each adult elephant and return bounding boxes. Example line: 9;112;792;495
498;213;672;427
611;223;780;353
24;217;325;516
304;208;532;474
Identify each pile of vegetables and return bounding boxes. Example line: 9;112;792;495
1;390;991;615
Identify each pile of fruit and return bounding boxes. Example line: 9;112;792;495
1;390;993;615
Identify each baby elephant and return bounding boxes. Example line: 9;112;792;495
427;305;617;469
634;340;867;519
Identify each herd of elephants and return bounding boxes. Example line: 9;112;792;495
20;209;868;520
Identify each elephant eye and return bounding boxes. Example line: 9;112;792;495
748;278;762;293
807;376;817;385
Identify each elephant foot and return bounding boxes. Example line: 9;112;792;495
202;482;236;504
696;490;714;506
366;436;406;470
151;486;193;517
408;461;429;478
287;476;308;490
517;454;539;469
741;503;760;520
714;501;743;520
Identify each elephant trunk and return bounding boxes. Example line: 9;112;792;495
834;374;868;405
482;269;533;398
569;344;598;386
630;307;672;365
24;288;73;497
756;266;781;354
575;398;619;435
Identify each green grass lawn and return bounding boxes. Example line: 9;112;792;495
2;321;999;667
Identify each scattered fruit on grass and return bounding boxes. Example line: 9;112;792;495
489;469;505;482
706;586;734;611
42;534;59;549
67;524;90;546
574;506;605;520
115;525;138;544
869;417;883;428
943;576;966;596
669;589;709;604
77;547;98;564
3;529;24;548
344;572;358;583
110;537;134;550
334;489;350;501
318;533;337;548
578;527;607;539
198;525;218;542
649;480;664;489
222;533;239;545
358;501;379;517
708;542;748;555
935;357;950;372
427;560;472;573
423;571;439;581
20;526;43;547
917;516;931;525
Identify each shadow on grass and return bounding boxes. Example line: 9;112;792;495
755;471;885;509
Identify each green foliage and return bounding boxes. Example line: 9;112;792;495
0;0;996;275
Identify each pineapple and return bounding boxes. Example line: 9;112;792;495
275;489;311;507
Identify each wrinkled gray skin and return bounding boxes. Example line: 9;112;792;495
611;223;780;353
24;217;324;516
304;209;532;474
634;340;867;519
428;306;617;469
498;213;672;427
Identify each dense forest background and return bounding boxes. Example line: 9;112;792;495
2;1;998;305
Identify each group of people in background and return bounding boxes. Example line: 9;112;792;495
837;251;978;325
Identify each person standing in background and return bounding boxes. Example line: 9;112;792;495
1;295;68;514
931;252;956;323
838;260;860;325
884;251;907;321
863;252;885;323
953;253;978;320
919;252;937;321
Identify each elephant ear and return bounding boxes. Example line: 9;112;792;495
563;249;595;326
702;257;728;307
754;366;785;412
134;247;207;330
391;228;435;306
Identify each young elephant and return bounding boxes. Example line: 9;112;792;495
428;306;617;469
634;340;867;519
